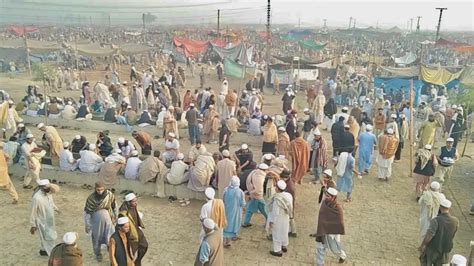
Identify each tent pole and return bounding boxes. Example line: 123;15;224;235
409;79;414;178
23;25;32;79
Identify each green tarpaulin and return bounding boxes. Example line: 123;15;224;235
299;40;327;50
210;43;253;66
223;58;255;78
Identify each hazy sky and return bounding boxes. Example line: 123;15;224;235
2;0;473;30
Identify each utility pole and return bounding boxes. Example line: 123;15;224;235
108;14;111;30
217;9;220;37
410;18;413;32
353;18;356;29
416;16;422;32
348;17;352;29
435;8;447;41
323;19;327;28
266;0;271;65
142;13;146;43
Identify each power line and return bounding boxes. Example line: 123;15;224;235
16;0;233;9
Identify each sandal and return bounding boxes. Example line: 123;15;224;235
180;200;191;207
231;237;241;241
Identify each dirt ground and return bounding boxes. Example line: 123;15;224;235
1;65;473;266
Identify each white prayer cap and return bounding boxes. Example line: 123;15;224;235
439;107;446;112
327;187;338;196
258;163;269;170
168;132;176;138
400;113;406;118
323;169;333;177
8;99;14;104
18;123;24;128
241;144;248;149
285;88;290;91
446;137;454;142
37;123;45;129
276;180;287;190
390;114;397;118
177;153;185;160
122;81;128;85
117;217;129;225
189;103;195;107
263;154;273;161
342;106;348;111
205;187;215;199
161;107;166;111
452;105;457;109
344;124;350;129
424;144;432;150
131;150;139;156
450;254;467;266
430;181;441;191
387;128;394;134
252;91;257;95
75;135;81;140
125;193;137;202
62;232;77;245
89;144;96;150
263;115;268;119
118;137;125;143
37;179;50;186
313;129;321;135
63;141;70;148
208;105;214;108
278;155;285;160
221;150;230;157
126;105;132;109
168;105;175;110
202;218;215;229
457;106;463;111
303;108;309;112
278;127;285;131
231;176;240;187
26;133;34;139
440;198;452;208
366;124;373;131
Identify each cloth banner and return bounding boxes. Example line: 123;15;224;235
392;52;417;65
375;77;423;105
379;66;419;77
270;69;293;85
223;58;255;78
299;39;327;50
294;69;319;81
420;65;463;86
210;43;252;65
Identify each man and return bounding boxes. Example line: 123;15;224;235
418;114;442;148
243;163;269;227
377;129;399;181
222;176;245;247
418;181;445;242
203;105;220;144
268;180;293;257
37;123;63;166
22;134;43;188
132;131;152;155
48;232;83;266
216;150;237;199
312;90;326;124
186;103;200;145
78;144;104;173
116;138;135;158
162;132;180;163
119;193;148;266
124;150;142;180
195;218;224;266
302;108;316;139
290;132;310;184
449;106;464;148
163;105;179;138
450;255;467;266
309;129;328;183
109;217;134;266
334;106;350;125
282;88;295;114
433;138;459;188
30;179;58;256
13;123;31;145
84;182;117;261
315;187;347;265
395;113;408;161
226;115;240;134
414;102;433;135
358;124;377;175
187;151;216;192
235;144;255;172
285;110;297;140
166;153;189;185
0;141;18;204
373;108;386;137
59;142;77;171
224;89;238;119
262;117;278;155
71;135;88;154
138;150;168;197
99;150;126;188
188;141;207;163
340;124;355;154
199;188;227;241
277;127;291;160
419;199;459;266
331;116;345;156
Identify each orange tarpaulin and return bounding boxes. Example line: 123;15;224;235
173;37;226;56
452;45;474;53
435;38;469;48
8;25;39;35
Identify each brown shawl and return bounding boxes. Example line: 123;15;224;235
290;137;310;184
277;132;291;160
378;134;399;159
316;199;345;236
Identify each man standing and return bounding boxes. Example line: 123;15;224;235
418;114;442;148
22;133;42;189
312;90;326;124
185;103;200;145
109;217;134;266
290;132;310;184
119;193;148;266
37;123;63;166
84;182;117;262
216;150;237;199
222;176;245;247
309;129;328;183
315;187;347;265
224;90;238;119
418;181;445;242
331;116;345;156
0;141;18;204
418;199;459;266
433;138;459;188
163;105;179;139
358;124;377;175
395;113;408;161
48;232;83;266
30;179;58;256
373;108;386;137
195;218;224;266
377;129;399;181
277;127;291;160
262;117;278;155
268;180;293;257
243;163;269;227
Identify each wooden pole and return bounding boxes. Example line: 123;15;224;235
23;25;32;79
409;79;414;178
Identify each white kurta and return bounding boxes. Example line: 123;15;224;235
79;150;104;173
30;191;57;255
267;192;293;252
199;200;213;242
124;157;142;180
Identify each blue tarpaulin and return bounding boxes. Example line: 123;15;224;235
374;77;423;105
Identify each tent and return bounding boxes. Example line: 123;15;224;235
209;43;253;65
299;39;327;50
379;66;418;78
223;58;256;78
374;77;423;105
74;43;115;57
7;25;39;35
420;65;463;86
435;38;469;48
117;43;152;56
392;52;417;66
452;45;474;53
173;37;227;57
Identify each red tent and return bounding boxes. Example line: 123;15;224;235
173;37;227;56
436;38;469;48
8;25;39;35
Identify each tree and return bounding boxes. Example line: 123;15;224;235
143;13;157;24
